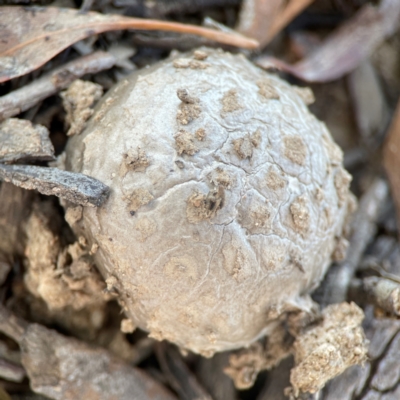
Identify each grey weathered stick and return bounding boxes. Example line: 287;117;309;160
350;276;400;316
316;178;388;306
156;343;213;400
0;51;116;121
0;164;109;207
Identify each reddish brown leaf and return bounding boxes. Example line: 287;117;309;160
265;0;315;45
237;0;285;47
384;100;400;233
237;0;314;48
256;0;400;82
0;6;258;83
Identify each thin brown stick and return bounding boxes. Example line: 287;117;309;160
92;20;259;49
0;7;259;83
0;51;115;121
3;20;258;57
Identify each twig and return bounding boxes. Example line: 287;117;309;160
384;98;400;232
0;164;110;207
156;343;213;400
0;51;116;121
0;6;259;83
0;359;26;383
0;305;27;344
350;277;400;316
316;178;389;306
80;0;94;12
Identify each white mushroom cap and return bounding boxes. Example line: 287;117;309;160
65;48;353;356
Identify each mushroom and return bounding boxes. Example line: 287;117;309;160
64;48;354;357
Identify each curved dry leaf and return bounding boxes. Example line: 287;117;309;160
237;0;285;47
237;0;314;48
0;6;258;83
265;0;315;45
256;0;400;82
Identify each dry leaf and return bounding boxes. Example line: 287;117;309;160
237;0;285;47
384;100;400;233
257;0;400;82
0;6;258;83
265;0;315;45
237;0;314;48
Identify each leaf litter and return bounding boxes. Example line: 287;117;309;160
0;6;258;83
257;0;400;82
0;1;399;399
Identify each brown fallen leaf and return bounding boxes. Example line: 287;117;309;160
265;0;315;45
0;6;258;83
237;0;314;48
256;0;400;82
384;99;400;233
236;0;285;47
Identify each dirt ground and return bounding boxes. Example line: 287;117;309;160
0;0;400;399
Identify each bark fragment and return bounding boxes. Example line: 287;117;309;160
0;118;54;163
0;306;177;400
0;164;110;207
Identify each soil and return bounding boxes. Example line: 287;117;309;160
0;1;399;400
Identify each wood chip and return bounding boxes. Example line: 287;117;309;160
0;164;109;207
0;306;177;400
0;118;54;163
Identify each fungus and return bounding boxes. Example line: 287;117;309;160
64;48;355;356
